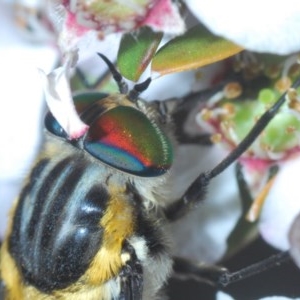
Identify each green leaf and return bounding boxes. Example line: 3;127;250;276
117;27;163;81
152;24;243;76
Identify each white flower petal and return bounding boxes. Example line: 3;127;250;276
141;0;185;34
259;155;300;250
0;2;58;238
38;52;89;139
289;212;300;268
48;0;184;54
185;0;300;54
216;291;234;300
170;145;240;263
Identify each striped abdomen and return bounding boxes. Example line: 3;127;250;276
8;144;133;293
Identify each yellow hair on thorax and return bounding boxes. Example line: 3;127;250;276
84;184;136;285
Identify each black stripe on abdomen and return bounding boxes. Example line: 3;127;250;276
27;156;75;240
9;152;109;292
9;158;50;250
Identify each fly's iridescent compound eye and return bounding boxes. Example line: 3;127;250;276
46;90;173;176
83;106;173;177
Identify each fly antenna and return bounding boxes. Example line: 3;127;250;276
97;53;128;94
128;78;152;102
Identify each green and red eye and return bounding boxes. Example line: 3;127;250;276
84;106;173;177
45;93;173;177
